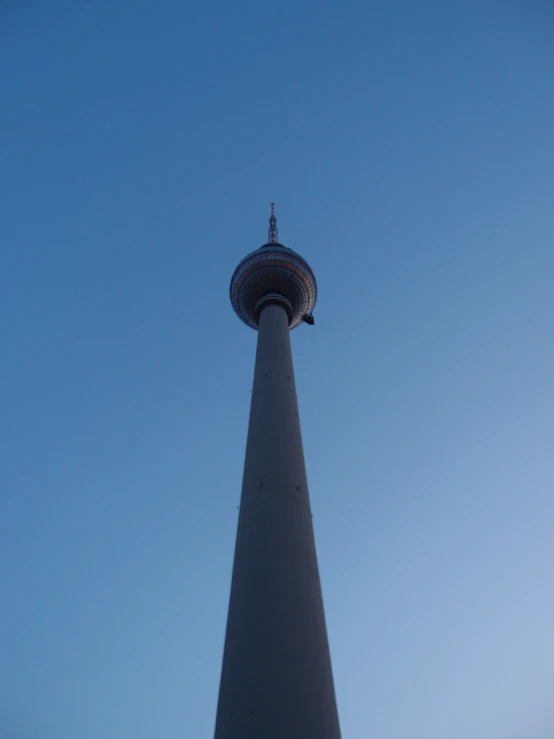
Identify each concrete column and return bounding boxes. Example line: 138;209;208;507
214;304;342;739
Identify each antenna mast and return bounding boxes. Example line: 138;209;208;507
268;202;278;244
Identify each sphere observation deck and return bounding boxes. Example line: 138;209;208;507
230;206;317;330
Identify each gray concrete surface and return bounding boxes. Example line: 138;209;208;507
214;304;342;739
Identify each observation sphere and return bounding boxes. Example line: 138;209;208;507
230;209;317;330
230;242;317;330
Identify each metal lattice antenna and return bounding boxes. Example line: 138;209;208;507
268;202;278;244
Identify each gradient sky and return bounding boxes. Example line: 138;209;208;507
2;2;554;738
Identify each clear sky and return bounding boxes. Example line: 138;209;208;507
2;2;554;737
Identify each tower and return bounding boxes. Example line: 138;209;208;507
213;206;342;739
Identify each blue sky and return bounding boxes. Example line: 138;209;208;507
2;1;554;737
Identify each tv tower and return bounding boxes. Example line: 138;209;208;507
213;206;342;738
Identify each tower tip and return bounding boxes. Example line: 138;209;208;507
268;202;278;244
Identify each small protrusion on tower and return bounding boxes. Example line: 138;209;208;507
268;202;278;244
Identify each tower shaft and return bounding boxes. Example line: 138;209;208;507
214;304;341;739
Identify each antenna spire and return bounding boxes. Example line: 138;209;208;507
268;202;278;244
